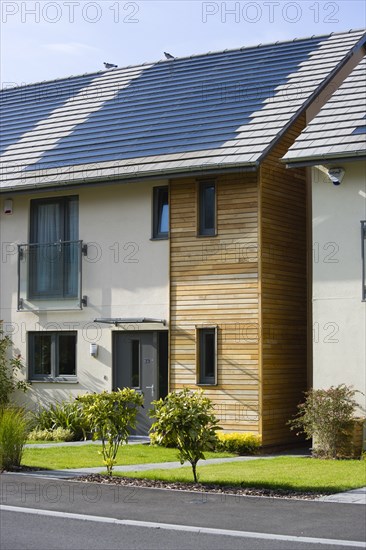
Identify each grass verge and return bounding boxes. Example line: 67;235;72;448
21;444;233;470
113;457;366;494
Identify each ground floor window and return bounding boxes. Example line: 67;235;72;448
197;327;217;385
28;332;77;381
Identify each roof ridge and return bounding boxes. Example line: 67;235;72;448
2;28;365;92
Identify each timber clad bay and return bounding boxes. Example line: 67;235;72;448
260;115;308;446
170;173;260;433
169;118;308;446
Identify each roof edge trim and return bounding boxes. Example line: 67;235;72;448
256;31;366;165
0;163;258;195
284;153;366;168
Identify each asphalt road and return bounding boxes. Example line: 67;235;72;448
1;473;365;550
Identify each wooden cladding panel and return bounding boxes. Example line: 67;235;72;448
170;173;261;433
260;114;308;446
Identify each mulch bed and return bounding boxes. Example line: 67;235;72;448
71;473;326;500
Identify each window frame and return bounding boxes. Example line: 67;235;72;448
28;331;77;382
362;221;366;301
198;181;217;237
152;186;169;239
196;326;217;386
29;195;79;300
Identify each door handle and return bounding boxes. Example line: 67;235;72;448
145;384;155;398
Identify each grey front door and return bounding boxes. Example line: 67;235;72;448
113;332;158;435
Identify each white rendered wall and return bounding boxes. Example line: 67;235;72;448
312;162;366;411
0;180;169;408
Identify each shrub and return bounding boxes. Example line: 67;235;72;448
216;432;261;455
28;427;74;442
0;406;29;470
77;389;143;475
0;323;30;406
150;389;221;483
289;384;361;459
31;400;91;441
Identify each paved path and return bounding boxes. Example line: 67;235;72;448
319;487;366;505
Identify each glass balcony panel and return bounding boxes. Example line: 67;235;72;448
18;240;83;311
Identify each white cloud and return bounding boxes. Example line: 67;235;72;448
43;42;100;55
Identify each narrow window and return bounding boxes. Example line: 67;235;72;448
131;339;140;387
198;181;216;236
197;327;217;385
28;332;77;380
362;221;366;301
153;186;169;239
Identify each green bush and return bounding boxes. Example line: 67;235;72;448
32;400;91;441
150;388;221;483
289;384;361;459
77;389;143;475
0;407;29;470
28;427;74;442
216;432;261;455
0;323;30;406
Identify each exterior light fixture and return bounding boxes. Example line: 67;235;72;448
328;167;345;185
90;343;98;358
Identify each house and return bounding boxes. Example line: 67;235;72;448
1;30;365;446
283;58;366;418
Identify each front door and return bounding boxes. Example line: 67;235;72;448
113;331;159;435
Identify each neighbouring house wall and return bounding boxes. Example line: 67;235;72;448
0;180;169;408
312;161;366;412
169;172;261;433
260;115;308;447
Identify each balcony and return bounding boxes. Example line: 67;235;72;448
18;240;86;311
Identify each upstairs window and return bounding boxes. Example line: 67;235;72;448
197;327;217;385
28;332;77;381
29;196;79;299
153;186;169;239
198;181;216;236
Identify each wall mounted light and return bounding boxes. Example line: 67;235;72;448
90;343;98;358
328;167;345;186
3;199;13;215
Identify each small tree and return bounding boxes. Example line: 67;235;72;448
150;389;221;483
0;323;30;406
77;389;143;475
289;384;361;458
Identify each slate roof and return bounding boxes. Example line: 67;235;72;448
283;57;366;165
1;29;365;191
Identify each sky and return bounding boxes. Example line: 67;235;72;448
1;0;365;87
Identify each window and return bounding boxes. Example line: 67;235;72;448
28;332;77;381
29;196;79;299
362;221;366;301
197;327;217;385
198;181;216;236
131;339;140;387
153;186;169;239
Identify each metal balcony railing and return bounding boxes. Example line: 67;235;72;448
17;240;86;311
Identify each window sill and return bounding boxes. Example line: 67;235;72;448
150;235;169;241
196;382;217;386
29;378;79;384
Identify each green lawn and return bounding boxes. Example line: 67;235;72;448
115;457;366;494
22;444;233;470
